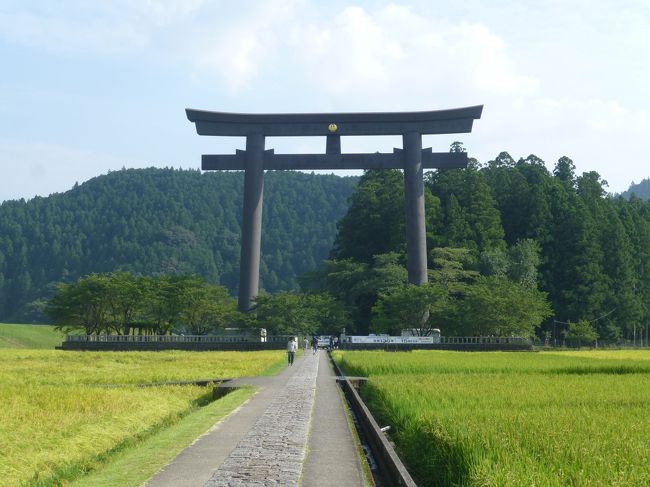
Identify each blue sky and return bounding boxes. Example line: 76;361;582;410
1;0;649;202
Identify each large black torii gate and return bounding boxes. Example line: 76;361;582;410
186;106;483;311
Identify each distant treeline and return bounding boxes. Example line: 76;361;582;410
0;168;357;321
620;178;650;200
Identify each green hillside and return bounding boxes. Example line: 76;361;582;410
621;178;650;200
0;323;65;349
0;168;358;321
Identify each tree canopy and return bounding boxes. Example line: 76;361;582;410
318;145;650;341
0;168;357;321
46;272;238;335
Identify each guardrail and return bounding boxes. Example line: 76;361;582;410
64;334;295;343
339;336;532;352
61;334;531;353
65;334;530;344
440;336;530;345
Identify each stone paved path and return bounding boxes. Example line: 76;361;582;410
203;353;318;486
144;350;365;487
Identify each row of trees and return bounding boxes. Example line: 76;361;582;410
47;273;238;335
47;261;582;341
47;248;554;339
46;272;352;337
301;248;552;338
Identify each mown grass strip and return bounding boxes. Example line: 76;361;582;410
0;323;65;349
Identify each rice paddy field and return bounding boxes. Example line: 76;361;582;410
333;350;650;486
0;347;284;486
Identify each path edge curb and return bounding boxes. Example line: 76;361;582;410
329;352;417;487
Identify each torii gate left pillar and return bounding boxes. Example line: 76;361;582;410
240;133;265;309
186;106;483;311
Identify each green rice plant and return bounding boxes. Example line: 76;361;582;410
335;349;650;377
0;349;284;486
334;350;650;486
0;349;284;386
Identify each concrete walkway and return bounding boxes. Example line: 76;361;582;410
144;351;366;487
302;352;366;486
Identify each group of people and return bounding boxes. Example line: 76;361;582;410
328;335;340;350
286;335;340;366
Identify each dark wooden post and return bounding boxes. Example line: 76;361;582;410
239;133;265;311
403;131;428;285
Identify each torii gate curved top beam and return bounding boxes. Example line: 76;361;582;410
186;106;483;311
186;105;483;136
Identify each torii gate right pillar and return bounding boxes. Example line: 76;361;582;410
403;131;428;285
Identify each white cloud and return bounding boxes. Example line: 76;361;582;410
0;1;206;56
195;25;272;93
464;95;650;192
0;139;151;202
279;4;539;109
1;1;647;196
182;2;648;191
190;0;304;94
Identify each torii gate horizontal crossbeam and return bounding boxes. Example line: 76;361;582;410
201;149;467;171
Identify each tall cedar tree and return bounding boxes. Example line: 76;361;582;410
331;169;441;263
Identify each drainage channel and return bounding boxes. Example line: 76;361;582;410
340;390;383;486
329;352;417;487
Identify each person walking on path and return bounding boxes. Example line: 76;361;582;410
287;336;297;366
311;336;318;355
303;337;308;352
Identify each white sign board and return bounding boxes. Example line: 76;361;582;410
347;335;437;344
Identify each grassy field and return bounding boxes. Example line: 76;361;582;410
0;349;284;486
334;350;650;486
0;323;65;349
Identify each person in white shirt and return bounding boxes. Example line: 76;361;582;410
287;337;297;366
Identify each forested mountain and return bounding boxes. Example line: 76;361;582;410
331;148;650;342
0;168;358;321
621;178;650;200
